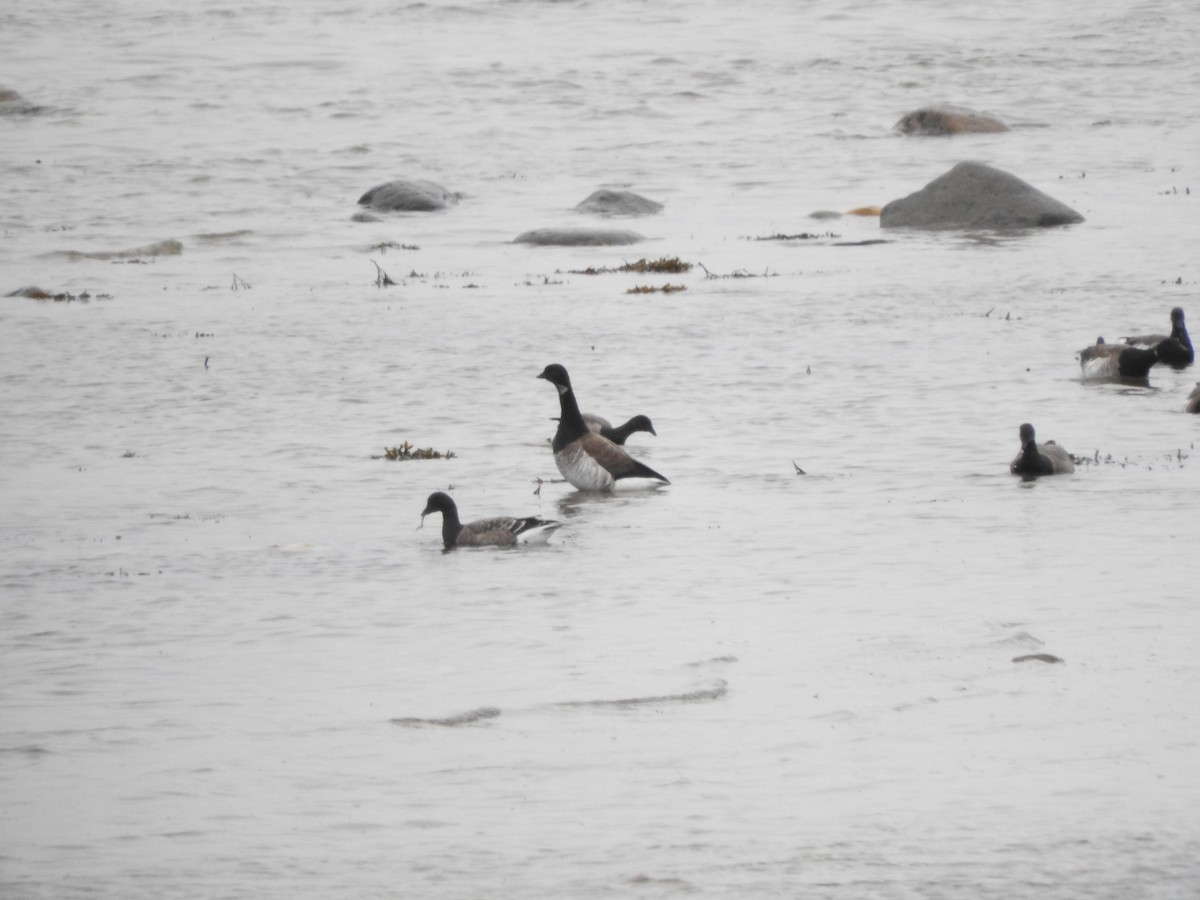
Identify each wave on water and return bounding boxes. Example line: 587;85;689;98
390;706;502;728
555;679;728;709
42;239;183;261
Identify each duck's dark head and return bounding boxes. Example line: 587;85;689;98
421;491;455;520
629;414;656;436
1018;423;1037;446
538;364;572;393
1171;307;1185;326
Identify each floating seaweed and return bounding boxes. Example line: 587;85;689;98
373;441;457;461
751;231;839;241
626;283;687;294
569;256;693;275
370;240;420;252
7;286;111;303
697;263;777;280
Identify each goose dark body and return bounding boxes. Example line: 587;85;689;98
1078;337;1183;380
1010;423;1074;478
538;364;669;491
420;491;560;549
1123;307;1193;369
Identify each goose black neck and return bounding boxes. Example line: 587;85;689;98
552;385;589;451
1014;440;1050;476
1173;321;1193;354
441;515;463;548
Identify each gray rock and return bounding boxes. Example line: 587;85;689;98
880;161;1084;230
514;227;645;246
894;105;1009;136
0;86;46;116
574;189;663;216
358;179;457;212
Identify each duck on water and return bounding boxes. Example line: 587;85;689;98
538;364;669;491
1010;423;1075;479
583;413;656;445
420;491;561;549
1077;336;1186;381
1122;307;1192;369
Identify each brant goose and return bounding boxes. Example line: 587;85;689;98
1078;337;1183;381
538;364;669;491
420;491;561;549
1122;307;1193;368
582;413;657;445
1010;423;1075;478
1186;384;1200;414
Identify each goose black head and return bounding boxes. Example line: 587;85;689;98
421;491;456;520
537;364;572;393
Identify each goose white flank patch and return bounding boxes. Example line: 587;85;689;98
1122;306;1193;369
582;412;657;445
1010;423;1075;478
420;491;561;549
538;364;670;491
1077;337;1180;381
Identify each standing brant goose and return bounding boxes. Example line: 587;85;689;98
538;364;669;491
1010;423;1075;478
582;413;657;445
420;491;561;549
1078;337;1184;381
1122;307;1193;368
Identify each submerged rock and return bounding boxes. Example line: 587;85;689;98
358;179;457;212
45;239;184;261
880;161;1084;230
0;87;46;116
894;105;1009;136
574;189;663;216
514;227;645;246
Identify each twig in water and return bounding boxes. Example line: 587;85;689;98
372;260;395;287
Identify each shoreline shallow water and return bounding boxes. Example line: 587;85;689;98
3;0;1199;897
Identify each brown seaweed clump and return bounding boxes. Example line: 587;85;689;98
374;441;456;461
627;283;687;294
571;256;692;275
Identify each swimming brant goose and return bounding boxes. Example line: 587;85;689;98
1010;423;1075;478
420;491;561;549
1078;337;1183;381
582;413;657;445
538;364;669;491
1186;384;1200;414
1122;307;1193;368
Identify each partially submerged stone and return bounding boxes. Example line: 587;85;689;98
880;161;1084;230
574;189;663;216
514;227;645;246
894;105;1009;136
358;179;457;212
0;87;45;116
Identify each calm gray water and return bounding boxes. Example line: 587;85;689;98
3;0;1199;897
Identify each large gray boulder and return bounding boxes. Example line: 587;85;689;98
574;189;663;216
514;227;645;246
894;105;1008;136
358;179;457;212
880;162;1084;230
